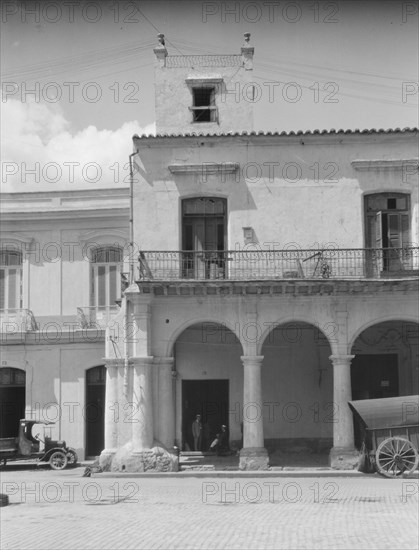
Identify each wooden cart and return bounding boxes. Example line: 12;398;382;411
349;395;419;478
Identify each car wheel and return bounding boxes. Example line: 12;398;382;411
66;448;78;467
49;451;68;470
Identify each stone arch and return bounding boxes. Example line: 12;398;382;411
171;318;244;452
350;318;418;412
165;317;243;357
257;316;338;356
82;361;107;372
349;315;419;352
259;318;335;458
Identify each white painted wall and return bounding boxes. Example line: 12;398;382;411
133;133;419;252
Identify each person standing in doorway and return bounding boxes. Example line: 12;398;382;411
192;414;202;451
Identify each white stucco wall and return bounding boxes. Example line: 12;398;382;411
133;133;418;252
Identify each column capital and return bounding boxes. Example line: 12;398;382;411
241;355;264;366
329;355;354;366
130;356;154;367
153;357;175;367
103;358;125;369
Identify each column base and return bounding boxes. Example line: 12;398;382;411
329;446;359;470
239;447;269;471
104;441;179;472
98;449;116;471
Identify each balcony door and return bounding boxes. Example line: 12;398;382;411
365;193;411;275
182;198;227;279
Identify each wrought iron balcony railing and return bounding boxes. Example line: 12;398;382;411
77;306;120;329
136;247;419;282
0;309;38;332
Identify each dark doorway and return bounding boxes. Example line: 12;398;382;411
0;368;25;438
85;366;106;457
351;354;399;448
182;380;229;451
351;354;399;400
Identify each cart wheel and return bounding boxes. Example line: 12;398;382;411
375;437;419;478
66;448;78;467
49;451;68;470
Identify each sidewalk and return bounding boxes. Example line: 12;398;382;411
1;470;418;550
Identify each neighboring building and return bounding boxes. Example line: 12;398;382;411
0;189;129;459
102;34;419;471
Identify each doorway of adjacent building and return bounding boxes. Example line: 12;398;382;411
0;367;25;438
182;380;229;451
351;354;399;448
85;365;106;457
182;197;227;279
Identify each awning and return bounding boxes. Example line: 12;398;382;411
348;396;419;430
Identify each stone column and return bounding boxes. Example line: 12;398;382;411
154;357;175;450
100;358;122;469
329;354;358;469
239;355;269;470
131;357;154;451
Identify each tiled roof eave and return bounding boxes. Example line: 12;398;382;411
133;127;418;141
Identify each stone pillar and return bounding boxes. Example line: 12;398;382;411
99;358;122;468
239;355;269;470
154;357;175;449
329;354;358;469
131;357;154;451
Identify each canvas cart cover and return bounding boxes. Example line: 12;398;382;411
348;396;419;430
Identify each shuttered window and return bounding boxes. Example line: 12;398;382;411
0;251;23;310
90;247;122;309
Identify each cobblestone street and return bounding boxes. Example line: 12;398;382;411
1;467;418;550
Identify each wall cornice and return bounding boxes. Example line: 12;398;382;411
351;159;419;171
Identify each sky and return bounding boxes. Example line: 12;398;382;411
1;0;418;192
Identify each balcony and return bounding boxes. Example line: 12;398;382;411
0;309;38;332
77;306;120;329
136;247;419;282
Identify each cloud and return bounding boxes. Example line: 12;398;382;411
1;98;155;192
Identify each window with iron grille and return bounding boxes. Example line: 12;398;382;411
90;246;122;309
0;250;23;310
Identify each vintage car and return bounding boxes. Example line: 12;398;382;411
0;419;78;470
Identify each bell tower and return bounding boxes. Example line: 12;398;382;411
153;33;255;134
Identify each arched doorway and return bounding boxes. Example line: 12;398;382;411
350;320;418;447
174;321;242;451
85;365;106;457
351;320;418;399
260;321;333;461
0;367;25;437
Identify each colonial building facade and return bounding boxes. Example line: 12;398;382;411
1;35;418;470
102;34;419;471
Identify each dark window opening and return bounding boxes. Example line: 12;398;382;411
192;87;216;123
387;198;396;210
